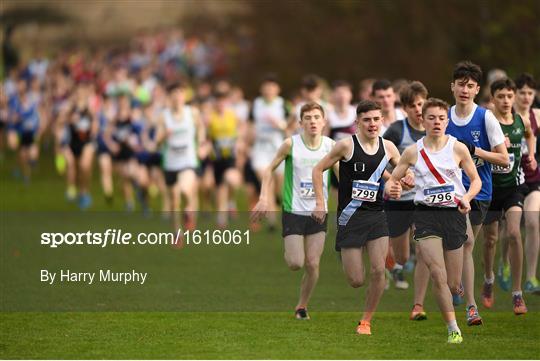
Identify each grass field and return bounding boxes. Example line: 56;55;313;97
1;149;539;359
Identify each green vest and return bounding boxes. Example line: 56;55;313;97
492;113;525;187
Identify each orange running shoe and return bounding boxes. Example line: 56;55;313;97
512;294;527;315
410;304;427;321
356;320;371;335
481;282;494;309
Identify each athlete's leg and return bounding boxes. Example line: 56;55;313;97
99;153;114;201
463;220;480;306
391;230;410;265
296;231;325;309
341;248;365;288
413;246;431;306
64;147;76;197
362;237;388;322
505;207;524;292
483;221;499;281
179;169;198;229
524;191;540;281
284;235;305;270
418;237;455;321
78;144;95;194
151;167;170;213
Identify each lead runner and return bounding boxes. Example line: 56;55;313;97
312;100;403;335
385;98;481;344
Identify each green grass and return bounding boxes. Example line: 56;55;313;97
1;149;539;359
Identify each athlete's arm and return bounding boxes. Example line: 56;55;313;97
311;138;352;223
456;141;481;214
473;111;509;167
522;114;537;170
250;138;292;221
474;143;509;167
193;108;210;160
384;144;417;199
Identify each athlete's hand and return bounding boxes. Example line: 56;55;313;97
458;197;471;214
527;154;538;171
400;171;415;190
311;204;327;224
384;180;402;199
250;200;268;222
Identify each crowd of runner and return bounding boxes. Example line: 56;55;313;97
2;31;540;344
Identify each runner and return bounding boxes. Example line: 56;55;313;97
103;94;138;211
157;82;205;234
514;73;540;294
208;90;242;228
385;97;481;344
481;78;533;314
311;100;402;335
7;78;46;183
371;79;406;134
383;81;428;297
250;74;289;230
445;60;509;326
251;102;337;319
61;83;97;209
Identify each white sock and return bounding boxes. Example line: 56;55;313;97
484;275;495;284
393;263;403;271
447;319;460;333
512;290;522;297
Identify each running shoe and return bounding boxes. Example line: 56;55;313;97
392;268;409;290
466;305;483;326
65;185;77;202
404;255;415;273
78;193;92;210
452;283;464;306
524;278;540;295
481;282;494;309
356;320;371;335
409;304;427;321
295;307;310;320
497;262;511;292
447;330;463;344
512;294;527;315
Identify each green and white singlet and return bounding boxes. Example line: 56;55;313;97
282;134;334;215
492;113;525;187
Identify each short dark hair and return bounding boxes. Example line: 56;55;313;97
356;100;381;116
166;81;187;93
332;80;351;90
261;73;279;84
514;73;537;90
452;60;483;84
400;81;428;107
214;90;229;99
490;78;516;96
422;97;449;117
301;74;321;91
371;79;392;95
300;102;325;120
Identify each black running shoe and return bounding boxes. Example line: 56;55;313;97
295;307;310;320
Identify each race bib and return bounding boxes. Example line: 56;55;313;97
492;153;515;174
423;184;455;206
472;155;485;167
170;144;187;155
351;180;379;202
300;179;315;198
